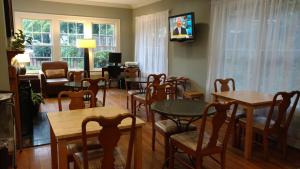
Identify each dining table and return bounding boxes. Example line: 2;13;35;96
211;90;274;160
47;106;146;169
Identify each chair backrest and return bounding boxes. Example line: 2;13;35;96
81;113;136;169
265;91;300;132
196;101;238;154
107;66;122;79
68;71;85;82
41;61;68;78
146;82;175;104
147;74;166;87
176;77;189;91
58;90;95;111
214;78;235;92
124;67;140;78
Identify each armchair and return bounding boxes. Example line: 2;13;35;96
39;61;69;97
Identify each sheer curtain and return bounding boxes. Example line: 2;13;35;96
206;0;300;99
135;10;169;76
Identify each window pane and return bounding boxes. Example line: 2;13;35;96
60;22;68;33
61;46;84;69
69;22;76;33
100;24;106;35
22;19;52;70
93;50;109;68
92;24;99;34
77;23;84;34
42;21;50;32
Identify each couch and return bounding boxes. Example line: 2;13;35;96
39;61;69;97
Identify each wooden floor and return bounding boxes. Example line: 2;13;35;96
15;89;300;169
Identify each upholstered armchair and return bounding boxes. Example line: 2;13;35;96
39;61;69;97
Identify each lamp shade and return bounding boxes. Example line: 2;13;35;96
76;39;96;48
15;53;30;63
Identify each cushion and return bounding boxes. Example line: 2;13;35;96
73;147;125;169
155;119;197;134
45;69;65;78
67;139;101;157
171;131;222;151
46;78;69;86
133;93;146;101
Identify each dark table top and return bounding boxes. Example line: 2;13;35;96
151;99;210;117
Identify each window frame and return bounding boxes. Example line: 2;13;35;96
14;11;121;72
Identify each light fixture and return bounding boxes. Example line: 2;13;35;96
76;39;96;78
15;53;30;75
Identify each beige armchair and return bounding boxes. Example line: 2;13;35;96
39;61;69;97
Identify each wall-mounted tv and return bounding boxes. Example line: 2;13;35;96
169;12;195;42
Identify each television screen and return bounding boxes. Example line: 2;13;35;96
109;52;122;66
169;12;195;41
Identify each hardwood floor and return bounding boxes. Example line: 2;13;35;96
16;89;300;169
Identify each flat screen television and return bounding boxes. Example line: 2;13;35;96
109;52;122;66
169;12;195;42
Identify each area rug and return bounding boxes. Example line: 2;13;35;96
22;112;50;147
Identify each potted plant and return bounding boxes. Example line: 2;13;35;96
31;90;44;114
7;29;32;65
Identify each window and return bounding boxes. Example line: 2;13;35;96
92;24;116;68
15;12;120;72
60;22;84;69
22;19;52;70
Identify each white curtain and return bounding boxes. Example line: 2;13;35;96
206;0;300;99
135;10;169;76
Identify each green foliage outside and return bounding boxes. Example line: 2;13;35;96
94;51;109;68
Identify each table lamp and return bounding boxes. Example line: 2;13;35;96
76;39;96;78
15;53;30;75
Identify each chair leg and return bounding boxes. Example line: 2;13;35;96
126;95;129;109
152;127;156;151
102;89;106;106
263;135;269;160
282;135;287;159
132;98;136;116
195;157;203;169
169;143;175;169
164;135;170;162
232;121;237;147
145;104;150;122
220;152;226;169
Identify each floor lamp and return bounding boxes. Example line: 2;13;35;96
76;39;96;78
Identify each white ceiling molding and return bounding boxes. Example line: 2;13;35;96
40;0;162;9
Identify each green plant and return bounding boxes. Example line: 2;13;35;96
31;90;44;105
9;29;32;51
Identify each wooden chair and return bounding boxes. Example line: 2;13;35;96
124;67;140;110
81;78;107;107
107;66;122;88
148;82;196;162
132;73;166;121
169;101;238;169
238;91;300;159
73;113;136;169
214;78;242;146
68;71;86;83
57;90;100;168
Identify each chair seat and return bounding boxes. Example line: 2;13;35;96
127;90;140;95
171;131;222;151
155;119;197;134
67;139;101;157
46;78;69;86
73;147;125;169
133;93;146;101
239;116;276;130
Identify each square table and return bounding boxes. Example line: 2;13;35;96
211;90;274;160
47;106;145;169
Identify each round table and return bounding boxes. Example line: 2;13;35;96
151;99;212;131
64;81;106;90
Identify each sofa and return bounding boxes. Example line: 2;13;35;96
39;61;69;97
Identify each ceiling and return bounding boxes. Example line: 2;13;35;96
41;0;162;9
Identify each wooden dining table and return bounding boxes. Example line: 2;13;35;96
47;106;145;169
211;90;274;160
